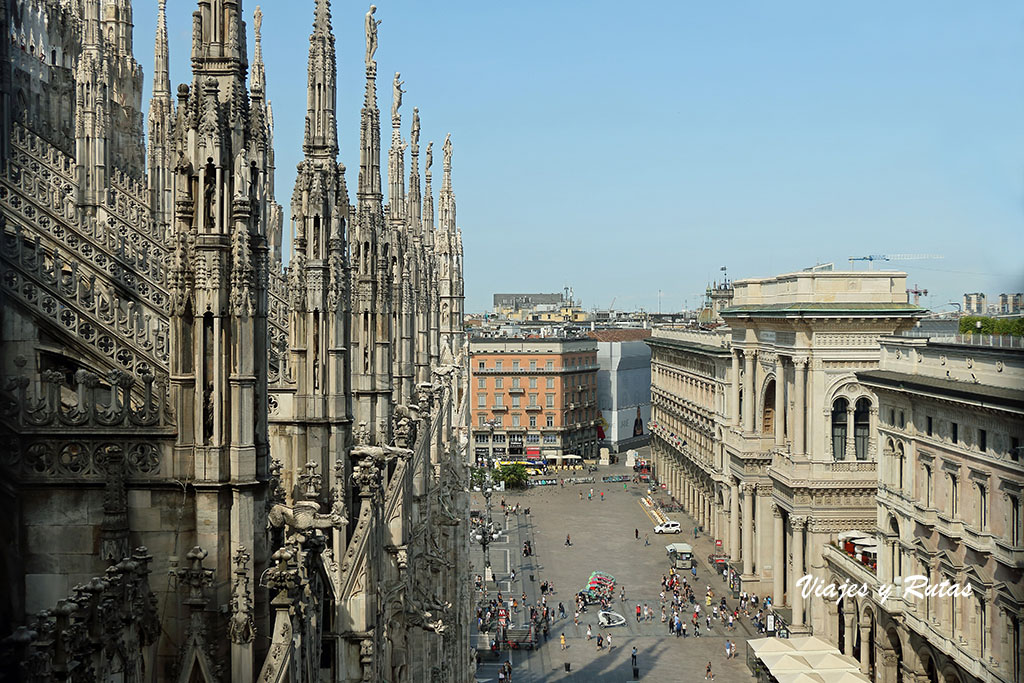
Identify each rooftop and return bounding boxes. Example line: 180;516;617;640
587;329;652;342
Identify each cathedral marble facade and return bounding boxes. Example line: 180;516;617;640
0;0;470;680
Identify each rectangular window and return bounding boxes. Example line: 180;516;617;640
926;416;933;436
1012;437;1021;462
978;484;987;528
530;360;537;371
475;433;489;443
477;394;486;407
899;411;905;429
528;393;538;407
512;361;520;371
950;475;958;517
512;396;520;408
478;361;485;370
526;434;540;443
951;422;959;444
889;409;895;425
512;377;520;388
529;377;537;389
494;395;503;407
544;434;557;444
494;416;503;428
979;429;987;453
546;378;555;389
546;360;554;370
529;416;537;428
546;394;554;408
546;414;554;427
1011;497;1021;545
496;361;503;370
478;415;485;426
478;377;486;389
495;378;503;389
512;414;520;427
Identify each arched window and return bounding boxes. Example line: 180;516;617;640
896;442;905;490
762;379;775;435
854;398;870;460
831;398;849;460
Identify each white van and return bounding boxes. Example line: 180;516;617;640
654;521;681;534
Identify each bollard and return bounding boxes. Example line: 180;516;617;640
564;662;571;672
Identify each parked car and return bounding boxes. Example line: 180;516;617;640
654;521;681;534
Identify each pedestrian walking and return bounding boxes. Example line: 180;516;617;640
600;491;604;501
636;604;642;622
606;633;612;651
725;641;731;659
620;586;626;602
631;646;638;667
706;662;714;680
681;621;687;638
635;528;639;540
596;634;603;651
586;625;592;640
560;633;566;650
579;491;583;500
565;534;571;546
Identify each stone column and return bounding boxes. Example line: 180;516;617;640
774;360;786;447
793;358;807;456
791;516;806;627
772;504;784;605
731;351;741;427
859;623;871;674
843;609;856;657
742;483;754;576
845;403;856;461
730;480;740;560
742;350;756;433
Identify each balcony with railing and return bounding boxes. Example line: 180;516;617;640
824;539;878;577
769;450;877;486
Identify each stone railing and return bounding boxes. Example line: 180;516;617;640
1;153;168;294
1;223;170;378
770;450;877;486
0;547;161;681
0;366;175;481
650;327;731;349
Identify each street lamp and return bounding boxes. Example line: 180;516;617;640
473;483;500;582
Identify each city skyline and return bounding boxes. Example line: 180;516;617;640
133;1;1024;313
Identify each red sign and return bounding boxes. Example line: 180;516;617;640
525;448;540;455
498;608;508;626
716;539;723;549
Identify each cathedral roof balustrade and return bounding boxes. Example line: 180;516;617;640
1;222;171;382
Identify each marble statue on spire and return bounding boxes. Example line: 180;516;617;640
365;5;380;66
411;108;420;147
443;134;452;169
392;72;405;120
425;141;432;171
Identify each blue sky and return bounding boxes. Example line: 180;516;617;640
135;1;1024;314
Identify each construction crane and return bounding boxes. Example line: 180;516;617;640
848;254;943;270
608;297;616;311
906;284;928;306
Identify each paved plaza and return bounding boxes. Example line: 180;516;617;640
470;449;760;682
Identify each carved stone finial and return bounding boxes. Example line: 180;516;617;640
228;546;255;644
177;546;214;606
354;421;370;447
298;460;322;499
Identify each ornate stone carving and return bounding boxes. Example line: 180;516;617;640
228;546;256;644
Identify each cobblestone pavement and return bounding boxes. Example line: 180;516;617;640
470;451;760;682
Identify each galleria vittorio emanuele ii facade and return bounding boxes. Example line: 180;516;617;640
0;0;471;680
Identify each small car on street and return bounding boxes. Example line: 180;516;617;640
654;521;682;534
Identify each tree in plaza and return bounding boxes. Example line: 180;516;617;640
959;316;1024;336
493;463;529;490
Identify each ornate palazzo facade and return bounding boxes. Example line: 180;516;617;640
648;273;922;638
0;1;470;681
